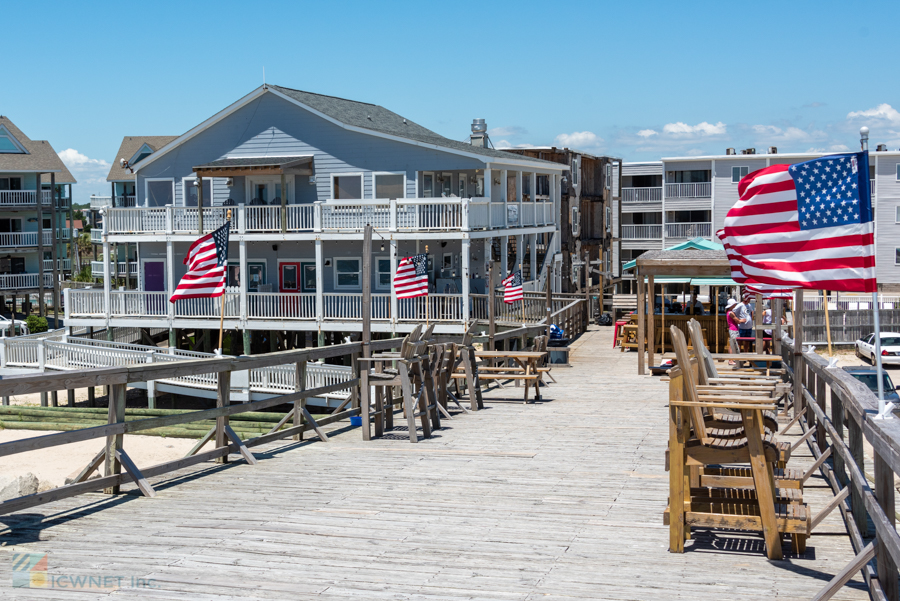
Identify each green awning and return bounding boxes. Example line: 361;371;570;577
691;277;738;286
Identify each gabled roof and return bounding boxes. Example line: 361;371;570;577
623;237;724;271
107;135;178;181
131;85;568;173
0;117;77;184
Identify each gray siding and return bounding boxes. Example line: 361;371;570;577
712;158;767;231
622;163;662;177
136;92;484;206
664;160;712;174
876;155;900;283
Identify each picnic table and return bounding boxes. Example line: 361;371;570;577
472;350;547;404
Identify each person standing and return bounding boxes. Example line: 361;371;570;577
725;298;741;366
733;297;752;340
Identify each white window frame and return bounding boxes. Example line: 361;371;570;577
333;256;362;290
375;256;392;291
422;172;435;198
144;178;175;207
245;175;293;204
458;174;467;198
0;125;26;154
605;163;611;189
571;206;580;236
181;176;215;208
732;166;749;183
372;172;407;200
129;143;154;165
330;173;364;200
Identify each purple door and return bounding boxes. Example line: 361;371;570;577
144;262;165;315
145;262;165;291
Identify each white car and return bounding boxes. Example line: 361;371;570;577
856;332;900;365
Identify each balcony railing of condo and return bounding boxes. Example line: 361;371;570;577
0;190;70;207
622;187;663;203
620;224;662;239
664;222;711;239
664;182;711;198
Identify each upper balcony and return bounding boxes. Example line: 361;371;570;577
664;182;711;198
664;222;711;239
0;190;70;208
620;224;662;240
622;187;662;204
90;195;135;210
0;229;69;248
100;198;556;237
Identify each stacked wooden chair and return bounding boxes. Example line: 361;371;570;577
448;324;485;411
666;325;810;559
358;325;443;443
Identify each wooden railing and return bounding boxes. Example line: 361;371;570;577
782;333;900;601
0;337;403;516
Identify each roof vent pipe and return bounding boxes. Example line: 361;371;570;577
470;119;489;148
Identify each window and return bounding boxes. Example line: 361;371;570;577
183;177;212;207
606;206;612;233
896;206;900;223
458;175;467;198
0;218;22;233
334;257;361;289
896;248;900;265
441;173;452;197
332;174;362;199
0;127;23;153
896;163;900;181
442;253;454;272
571;206;580;236
43;217;51;230
146;179;174;207
732;166;749;183
422;173;434;198
376;258;392;290
606;164;611;189
227;261;266;292
374;173;405;199
571;159;578;186
668;170;711;183
0;177;22;191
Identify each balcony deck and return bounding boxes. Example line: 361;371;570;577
0;327;867;599
97;198;556;239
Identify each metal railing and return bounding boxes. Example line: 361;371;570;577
622;187;663;203
664;182;711;198
621;224;662;239
664;222;711;238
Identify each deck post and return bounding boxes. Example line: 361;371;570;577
461;238;470;323
847;416;868;536
239;238;247;321
793;290;804;419
37;172;45;315
103;382;127;494
51;173;60;326
315;239;324;323
280;173;287;233
360;224;372;439
215;370;231;465
754;293;763;354
637;272;645;375
145;351;156;409
875;452;899;601
647;275;655;371
488;261;496;353
294;361;306;441
773;298;783;356
197;176;204;235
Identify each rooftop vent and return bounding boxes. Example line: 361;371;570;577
470;118;490;148
877;144;888;152
768;146;777;154
725;148;736;155
741;148;757;155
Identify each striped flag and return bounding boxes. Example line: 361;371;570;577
743;285;794;303
718;151;875;292
393;254;429;299
169;223;230;302
502;270;524;304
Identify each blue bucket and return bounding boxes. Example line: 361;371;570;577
350;416;362;427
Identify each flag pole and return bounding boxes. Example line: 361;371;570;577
862;127;890;418
824;289;833;356
425;245;430;326
520;263;525;325
218;291;226;355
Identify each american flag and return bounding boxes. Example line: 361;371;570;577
718;151;875;292
169;223;230;302
502;270;524;304
743;284;794;302
393;253;429;299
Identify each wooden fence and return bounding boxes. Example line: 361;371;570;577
0;337;403;517
802;309;900;345
781;334;900;601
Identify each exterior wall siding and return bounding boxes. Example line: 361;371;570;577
876;155;900;284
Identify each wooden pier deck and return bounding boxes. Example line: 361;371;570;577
0;326;869;600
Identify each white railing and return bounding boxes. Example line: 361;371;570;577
0;191;68;207
664;222;711;238
665;182;711;198
396;294;462;322
89;195;135;209
247;293;316;319
0;273;54;290
90;195;111;209
5;339;41;367
173;293;240;318
622;187;663;203
0;232;37;247
322;293;392;320
250;363;353;398
104;197;554;236
90;261;138;278
802;295;900;311
68;289;105;316
42;258;71;271
620;224;662;239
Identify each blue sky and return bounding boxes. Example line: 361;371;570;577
3;0;899;203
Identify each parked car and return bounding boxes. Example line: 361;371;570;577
855;332;900;364
842;366;900;402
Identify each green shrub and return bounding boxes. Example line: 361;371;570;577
26;315;48;334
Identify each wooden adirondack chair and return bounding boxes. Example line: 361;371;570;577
687;319;783;385
666;364;810;559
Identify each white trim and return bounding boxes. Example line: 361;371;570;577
129;143;154;165
896;163;900;181
131;85;566;174
421;172;435;198
144;178;175;207
227;258;268;291
372;171;407;199
731;165;749;183
181;176;214;207
333;256;362;290
375;255;392;291
330;172;364;200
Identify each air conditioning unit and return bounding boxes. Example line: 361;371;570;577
768;146;778;154
741;148;756;155
877;144;888;152
725;148;736;155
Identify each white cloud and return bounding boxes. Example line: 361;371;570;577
554;131;603;150
489;126;528;138
661;121;727;136
58;148;109;169
750;125;814;142
847;103;900;125
805;144;851;153
637;129;657;138
58;149;112;205
494;140;537;150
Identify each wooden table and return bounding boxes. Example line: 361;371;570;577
473;351;547;404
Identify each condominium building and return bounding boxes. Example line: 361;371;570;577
613;146;900;291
